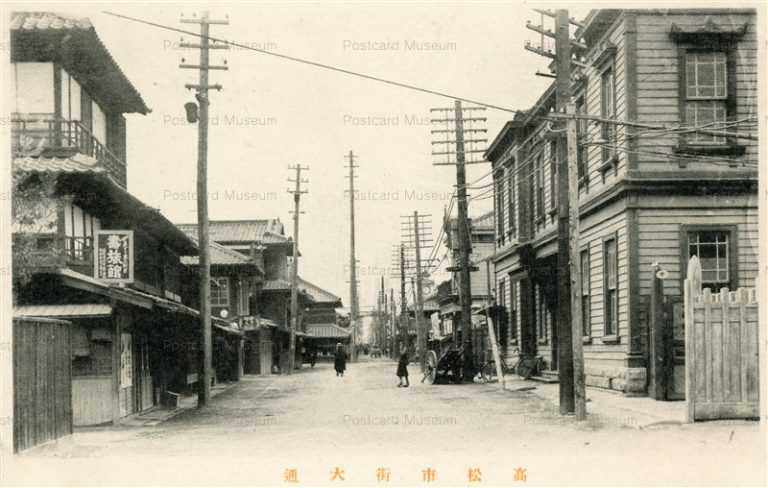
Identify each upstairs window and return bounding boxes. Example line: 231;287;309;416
494;169;505;244
506;167;516;238
580;248;591;338
549;141;557;212
684;52;727;144
600;66;617;163
603;237;618;337
575;95;589;186
535;153;544;221
211;277;230;307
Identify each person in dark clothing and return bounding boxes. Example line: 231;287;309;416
334;343;347;377
397;351;410;387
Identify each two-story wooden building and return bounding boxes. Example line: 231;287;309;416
10;12;207;425
487;8;757;397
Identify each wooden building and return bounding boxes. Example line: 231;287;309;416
10;12;208;426
177;220;314;374
486;8;758;396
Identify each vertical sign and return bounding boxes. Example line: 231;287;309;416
120;333;133;389
94;230;134;283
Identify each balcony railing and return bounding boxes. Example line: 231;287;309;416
63;236;94;276
11;115;126;187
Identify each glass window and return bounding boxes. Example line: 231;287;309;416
600;66;617;162
688;230;730;288
684;51;728;144
603;238;617;336
580;249;591;337
211;277;230;307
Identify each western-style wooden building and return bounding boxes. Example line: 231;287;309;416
486;8;757;397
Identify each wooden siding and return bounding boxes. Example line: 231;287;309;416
72;377;112;426
578;201;631;377
577;14;629;205
634;12;758;170
636;199;758;297
13;317;73;452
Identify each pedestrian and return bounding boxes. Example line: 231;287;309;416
397;350;409;387
334;342;347;377
310;349;317;368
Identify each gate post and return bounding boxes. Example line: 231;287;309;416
649;263;668;400
684;256;702;422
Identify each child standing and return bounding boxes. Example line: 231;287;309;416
397;351;410;387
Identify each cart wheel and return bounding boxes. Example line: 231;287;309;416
424;350;438;385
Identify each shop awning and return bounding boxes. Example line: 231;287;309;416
13;303;112;318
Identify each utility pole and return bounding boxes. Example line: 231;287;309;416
566;102;586;419
287;164;309;375
179;11;228;407
525;8;587;417
345;150;360;362
389;288;396;359
430;100;486;380
399;243;407;354
401;212;433;371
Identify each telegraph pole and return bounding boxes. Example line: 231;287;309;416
179;11;228;407
399;243;407;353
430;100;487;381
287;165;309;374
401;211;433;371
525;8;587;417
389;288;396;359
345;150;360;362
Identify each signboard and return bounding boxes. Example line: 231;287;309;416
94;230;134;284
120;333;133;388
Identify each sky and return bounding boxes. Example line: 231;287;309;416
27;2;592;312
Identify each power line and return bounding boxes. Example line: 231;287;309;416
103;11;522;114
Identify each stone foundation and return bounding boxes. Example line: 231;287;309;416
583;366;647;396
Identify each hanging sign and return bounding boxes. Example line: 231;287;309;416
94;230;134;284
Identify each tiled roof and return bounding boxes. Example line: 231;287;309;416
14;303;112;318
262;279;292;291
13;154;105;174
10;12;93;30
180;237;261;271
306;323;351;339
298;277;342;305
177;220;288;245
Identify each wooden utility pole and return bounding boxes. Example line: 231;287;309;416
525;8;588;418
389;288;396;358
399;243;407;353
485;260;505;389
430;100;486;380
345;150;360;362
566;102;586;419
287;165;308;374
413;211;426;371
179;11;228;407
554;7;575;417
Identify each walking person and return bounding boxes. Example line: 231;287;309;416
334;342;347;377
397;349;410;387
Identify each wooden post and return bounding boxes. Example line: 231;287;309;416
649;264;667;400
485;261;505;390
684;256;702;422
413;211;427;371
111;306;121;425
566;102;586;420
555;9;575;415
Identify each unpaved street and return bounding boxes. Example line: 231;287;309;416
5;359;764;486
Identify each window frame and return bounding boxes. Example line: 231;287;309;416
680;224;738;293
211;276;231;308
535;151;545;223
599;61;618;166
580;245;591;341
674;42;745;158
508;278;518;343
549;140;558;214
575;91;589;190
506;160;516;239
494;166;506;246
602;234;619;340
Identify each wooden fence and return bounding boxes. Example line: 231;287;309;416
684;256;760;421
13;317;73;452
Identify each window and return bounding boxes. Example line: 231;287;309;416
535;153;544;221
536;284;547;342
603;237;618;336
497;279;507;346
507;167;516;237
575;95;589;185
549;141;557;211
688;230;731;290
495;168;505;244
684;52;727;144
580;248;591;337
211;277;230;307
509;280;518;341
600;66;617;163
